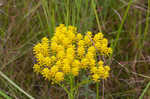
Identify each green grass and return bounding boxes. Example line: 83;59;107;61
0;0;150;98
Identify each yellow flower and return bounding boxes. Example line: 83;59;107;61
51;42;58;52
97;66;105;75
51;56;56;63
103;71;109;79
55;72;64;82
41;37;49;44
98;60;104;67
93;32;103;42
51;36;58;43
88;46;96;54
92;74;100;82
76;33;83;41
84;35;92;46
63;58;72;65
62;64;71;74
41;68;51;80
57;50;65;59
56;60;62;68
78;40;85;47
66;47;75;57
33;24;112;83
86;52;94;59
67;32;76;42
36;53;45;66
72;60;80;68
81;58;89;69
107;47;112;55
62;37;71;47
95;42;101;50
56;45;64;53
104;65;110;71
33;64;41;73
33;43;42;55
101;38;108;46
77;46;85;58
72;67;79;76
90;66;98;74
50;66;58;77
86;31;92;36
44;57;51;66
89;59;96;67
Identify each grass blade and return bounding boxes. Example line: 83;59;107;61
0;90;12;99
139;82;150;99
0;71;34;99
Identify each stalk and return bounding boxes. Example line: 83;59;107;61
69;75;74;99
96;82;99;99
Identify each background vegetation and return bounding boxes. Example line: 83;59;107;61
0;0;150;99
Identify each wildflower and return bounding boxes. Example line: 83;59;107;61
62;64;71;74
33;24;112;83
92;74;100;82
98;60;104;66
84;35;92;46
93;32;103;42
81;58;89;69
104;65;110;71
90;66;98;74
72;67;79;76
89;59;96;67
76;33;83;41
51;42;58;52
36;53;45;66
41;68;51;80
44;57;51;66
50;66;58;77
88;46;96;54
33;64;41;73
72;60;80;68
55;72;64;82
77;46;85;58
78;40;85;47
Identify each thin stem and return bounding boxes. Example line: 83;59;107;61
140;0;150;50
96;82;99;99
0;90;12;99
111;0;133;58
0;71;34;99
73;79;92;92
102;80;105;99
139;82;150;99
65;0;70;26
69;75;74;99
57;83;70;95
92;0;102;32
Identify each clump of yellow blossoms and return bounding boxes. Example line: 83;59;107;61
33;24;112;83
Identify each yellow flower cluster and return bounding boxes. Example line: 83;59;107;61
33;24;112;83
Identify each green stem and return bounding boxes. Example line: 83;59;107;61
69;75;74;99
140;0;150;50
139;81;150;99
96;82;99;99
73;79;92;92
0;71;34;99
57;83;70;95
0;90;12;99
65;0;69;26
111;0;133;58
92;0;102;32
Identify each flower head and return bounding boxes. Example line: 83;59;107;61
33;24;112;83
